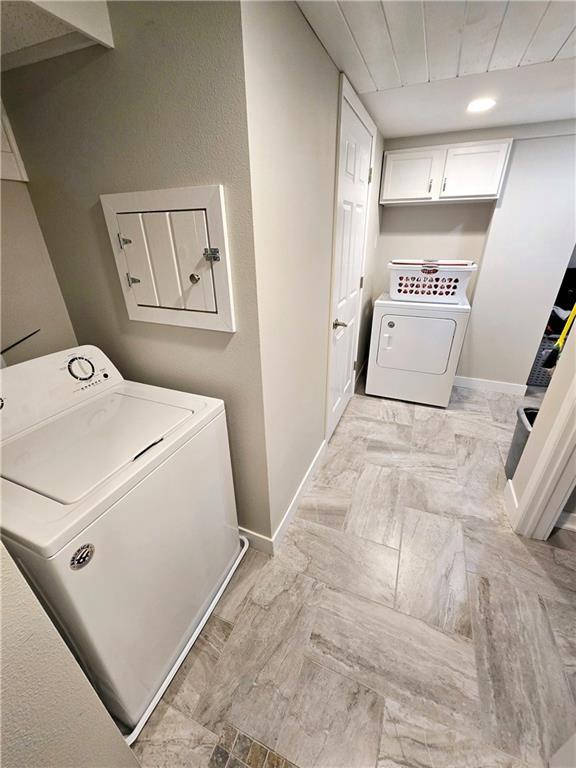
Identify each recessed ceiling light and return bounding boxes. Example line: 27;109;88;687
467;98;497;113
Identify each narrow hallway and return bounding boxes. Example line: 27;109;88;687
135;387;576;768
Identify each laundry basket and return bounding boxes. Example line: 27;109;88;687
389;260;477;304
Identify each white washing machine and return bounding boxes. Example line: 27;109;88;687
0;345;245;738
366;293;471;407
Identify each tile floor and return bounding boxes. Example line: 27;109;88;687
132;387;576;768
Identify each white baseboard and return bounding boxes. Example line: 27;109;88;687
454;375;527;396
504;479;519;527
557;511;576;532
239;439;327;555
237;526;274;555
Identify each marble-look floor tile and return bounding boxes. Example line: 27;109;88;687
498;439;513;469
395;508;471;637
345;394;385;421
345;465;403;548
468;574;576;766
296;484;350;531
464;519;576;602
412;409;457;457
485;391;521;425
276;658;382;768
308;587;480;735
335;415;413;445
523;536;576;594
541;595;576;700
133;701;218;768
456;435;507;495
346;395;414;425
378;698;531;768
194;561;323;747
398;473;507;526
447;387;491;417
164;616;233;718
448;413;515;447
366;440;457;480
313;435;366;492
546;526;576;554
214;549;270;625
278;519;398;607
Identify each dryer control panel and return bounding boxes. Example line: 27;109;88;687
0;345;123;441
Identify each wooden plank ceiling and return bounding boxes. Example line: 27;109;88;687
298;1;576;94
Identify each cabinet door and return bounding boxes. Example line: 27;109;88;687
381;149;444;202
440;142;510;199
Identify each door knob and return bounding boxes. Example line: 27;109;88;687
333;319;348;329
189;273;201;284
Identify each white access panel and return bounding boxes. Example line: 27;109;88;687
376;314;456;374
101;185;235;332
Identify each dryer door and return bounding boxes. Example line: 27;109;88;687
377;314;456;374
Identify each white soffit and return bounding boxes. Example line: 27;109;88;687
299;0;576;136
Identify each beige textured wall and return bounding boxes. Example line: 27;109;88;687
1;180;77;364
374;201;493;302
375;122;576;385
241;1;339;531
1;547;139;768
458;133;575;384
2;1;272;535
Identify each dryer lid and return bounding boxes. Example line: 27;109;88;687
1;393;193;504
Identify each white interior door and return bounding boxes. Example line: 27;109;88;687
326;78;375;439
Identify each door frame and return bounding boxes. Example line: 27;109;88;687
325;74;377;440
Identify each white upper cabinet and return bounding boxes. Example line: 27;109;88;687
439;142;512;199
380;139;512;204
101;185;235;332
380;149;444;201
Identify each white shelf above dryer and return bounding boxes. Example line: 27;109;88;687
100;185;236;333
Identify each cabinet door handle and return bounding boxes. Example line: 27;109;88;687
442;177;447;192
428;179;433;193
333;319;348;329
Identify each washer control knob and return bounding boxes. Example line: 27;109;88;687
68;356;95;381
387;321;395;328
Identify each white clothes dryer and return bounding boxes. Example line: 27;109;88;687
366;294;471;407
0;346;245;737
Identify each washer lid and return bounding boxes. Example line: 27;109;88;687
1;393;193;504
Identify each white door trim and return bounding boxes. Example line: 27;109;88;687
325;74;377;440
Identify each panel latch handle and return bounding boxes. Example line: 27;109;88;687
204;247;221;262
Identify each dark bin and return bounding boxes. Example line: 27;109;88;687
505;407;539;479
